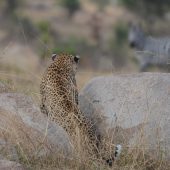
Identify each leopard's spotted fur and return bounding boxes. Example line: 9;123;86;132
40;53;116;165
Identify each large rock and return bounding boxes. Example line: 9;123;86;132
0;93;72;161
79;73;170;159
0;160;24;170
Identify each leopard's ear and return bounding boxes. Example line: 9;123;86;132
51;54;57;61
74;55;80;63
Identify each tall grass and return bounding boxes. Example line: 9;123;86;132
0;68;170;170
0;106;169;170
0;59;169;170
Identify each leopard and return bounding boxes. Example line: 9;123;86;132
40;53;120;166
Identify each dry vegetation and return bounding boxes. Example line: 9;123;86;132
0;108;169;170
0;65;169;170
0;0;169;169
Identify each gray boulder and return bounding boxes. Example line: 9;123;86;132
0;160;25;170
79;73;170;160
0;93;72;161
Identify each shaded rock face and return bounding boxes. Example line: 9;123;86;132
0;160;24;170
79;73;170;160
0;92;72;161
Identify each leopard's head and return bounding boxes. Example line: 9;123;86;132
51;53;80;75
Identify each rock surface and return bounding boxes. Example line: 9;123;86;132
0;92;72;161
79;73;170;159
0;160;24;170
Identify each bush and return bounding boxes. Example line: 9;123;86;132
37;21;49;33
114;22;128;46
52;37;79;55
52;47;76;55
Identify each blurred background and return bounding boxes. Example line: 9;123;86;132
0;0;170;99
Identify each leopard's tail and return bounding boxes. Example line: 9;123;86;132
114;144;122;160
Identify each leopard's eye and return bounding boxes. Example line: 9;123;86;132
74;55;80;63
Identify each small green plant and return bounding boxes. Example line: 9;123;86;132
52;39;77;55
52;47;76;55
37;21;50;33
38;21;51;44
52;36;88;55
114;22;128;45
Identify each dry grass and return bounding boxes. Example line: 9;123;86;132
0;107;169;170
0;0;169;168
0;65;169;170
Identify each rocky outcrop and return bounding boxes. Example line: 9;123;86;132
0;92;72;161
0;160;24;170
79;73;170;160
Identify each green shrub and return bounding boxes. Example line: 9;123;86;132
37;21;50;33
114;22;128;45
37;21;51;44
52;47;76;55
